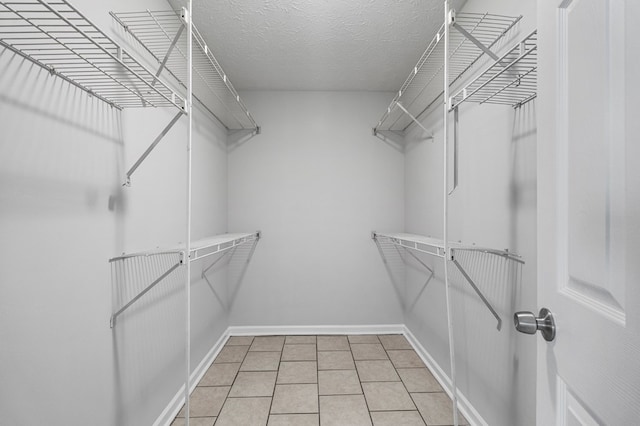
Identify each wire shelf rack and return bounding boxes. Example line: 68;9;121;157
373;231;523;330
374;12;521;134
0;0;184;110
451;30;537;109
109;231;260;327
372;232;523;263
110;9;258;132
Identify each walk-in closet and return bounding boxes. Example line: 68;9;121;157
1;0;639;425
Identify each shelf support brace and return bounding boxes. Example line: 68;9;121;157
450;254;502;330
153;24;185;86
394;102;434;139
451;22;500;62
124;110;185;186
401;246;435;278
110;260;182;328
201;247;234;278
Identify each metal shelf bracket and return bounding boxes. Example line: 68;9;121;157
110;260;182;328
123;110;185;186
450;250;502;330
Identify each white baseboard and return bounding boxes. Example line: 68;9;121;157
153;330;230;426
403;326;487;426
227;324;405;336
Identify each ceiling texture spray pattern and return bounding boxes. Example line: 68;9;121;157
169;0;466;91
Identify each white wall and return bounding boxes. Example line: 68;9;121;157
227;91;405;327
0;1;229;424
402;1;538;425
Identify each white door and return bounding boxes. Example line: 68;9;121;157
536;0;640;424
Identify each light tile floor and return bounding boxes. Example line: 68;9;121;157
172;334;468;426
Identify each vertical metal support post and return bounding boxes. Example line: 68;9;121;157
185;2;193;425
442;2;459;425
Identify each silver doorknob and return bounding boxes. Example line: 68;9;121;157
514;308;556;341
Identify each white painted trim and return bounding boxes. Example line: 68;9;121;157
227;324;405;336
153;329;230;426
403;326;487;426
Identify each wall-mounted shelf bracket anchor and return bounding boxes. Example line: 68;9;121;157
450;250;502;330
123;110;185;186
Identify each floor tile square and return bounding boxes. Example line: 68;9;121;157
271;384;319;414
350;343;388;361
215;397;271;426
348;335;380;344
387;350;425;368
250;336;285;352
171;417;216;426
319;395;372;426
378;334;412;350
370;411;426;426
411;392;468;425
317;336;350;351
228;371;277;397
362;382;416;411
214;346;249;363
318;370;362;395
177;386;229;417
277;361;318;384
355;360;400;382
199;362;240;386
268;414;319;426
397;368;443;392
226;336;255;346
241;351;281;371
317;351;355;370
282;344;316;361
285;336;316;344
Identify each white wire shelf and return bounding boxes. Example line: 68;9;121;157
374;12;521;135
110;9;259;132
109;231;260;327
451;30;537;109
0;0;185;110
109;231;260;263
373;231;523;263
373;231;523;330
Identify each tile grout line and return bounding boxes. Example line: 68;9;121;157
181;334;451;426
380;335;428;426
349;337;376;426
217;339;252;422
264;336;283;422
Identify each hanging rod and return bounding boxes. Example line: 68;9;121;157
0;0;185;110
109;231;260;327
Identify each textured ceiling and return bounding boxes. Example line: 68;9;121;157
168;0;466;91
